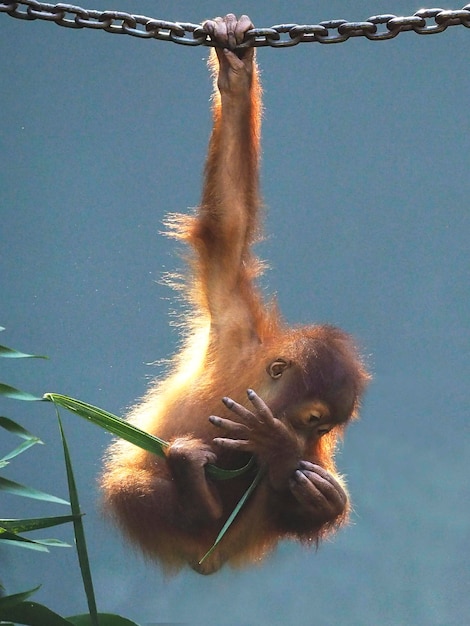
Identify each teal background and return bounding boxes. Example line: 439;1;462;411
1;1;469;624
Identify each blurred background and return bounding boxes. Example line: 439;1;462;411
1;1;469;624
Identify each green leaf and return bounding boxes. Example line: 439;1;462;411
0;344;48;359
0;532;70;551
0;600;74;625
0;438;42;463
23;537;70;548
56;413;98;626
0;416;44;462
0;476;69;505
0;536;50;552
206;455;256;480
44;393;167;457
0;587;40;610
68;614;141;626
0;515;78;533
198;468;264;566
0;383;42;402
0;416;43;442
0;519;76;549
43;393;255;480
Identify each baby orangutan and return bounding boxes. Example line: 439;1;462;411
101;14;369;575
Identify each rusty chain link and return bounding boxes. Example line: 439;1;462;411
1;1;470;47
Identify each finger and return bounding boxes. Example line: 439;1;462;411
222;48;245;71
290;469;345;514
289;470;325;504
224;13;237;50
204;16;230;46
246;389;276;425
202;16;224;39
202;19;216;36
222;396;260;426
289;470;323;492
297;467;347;507
209;415;249;438
235;15;254;44
213;437;252;451
298;462;347;497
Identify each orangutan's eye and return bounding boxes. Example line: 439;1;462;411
308;411;322;423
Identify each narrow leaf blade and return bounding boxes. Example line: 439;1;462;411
0;416;43;442
68;614;141;626
1;439;42;463
0;587;41;610
0;534;50;552
199;468;264;566
0;383;42;402
56;414;98;626
0;344;48;359
0;514;78;533
44;393;254;480
0;476;69;505
0;600;74;625
0;416;44;462
44;393;167;457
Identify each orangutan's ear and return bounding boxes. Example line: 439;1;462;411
266;359;291;380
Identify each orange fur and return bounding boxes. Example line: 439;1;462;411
101;32;369;575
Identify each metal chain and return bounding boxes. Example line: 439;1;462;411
1;1;470;47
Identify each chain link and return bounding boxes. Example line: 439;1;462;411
1;1;470;47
